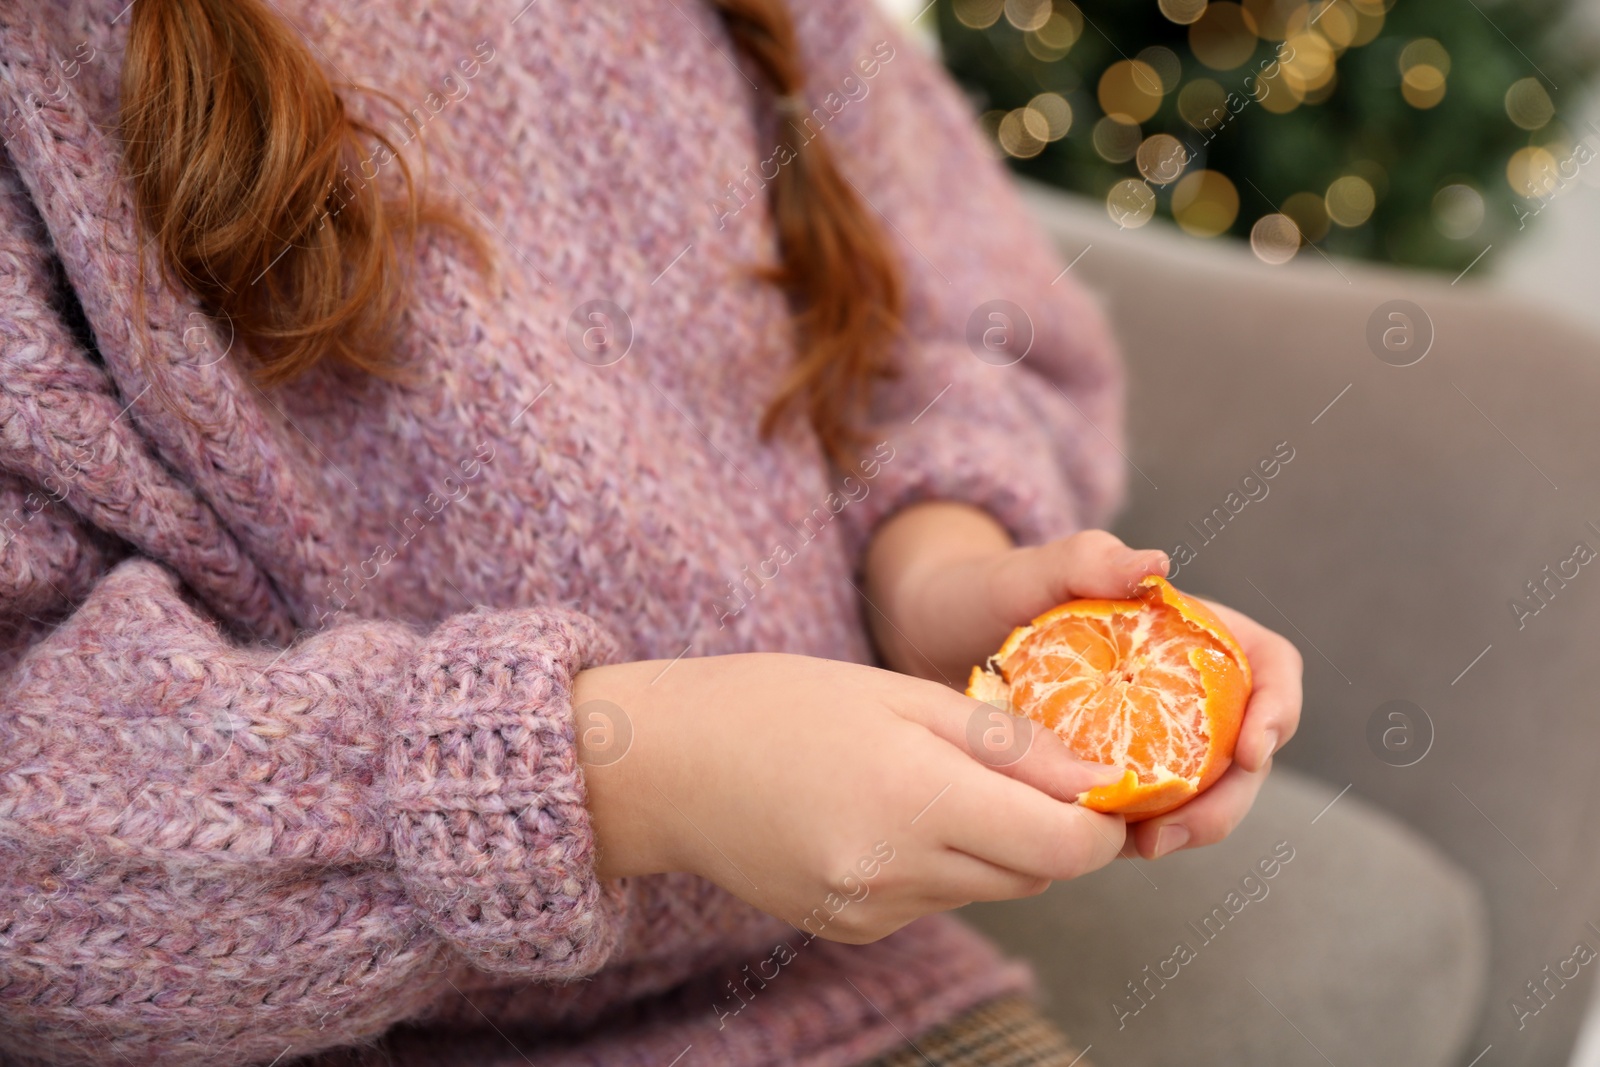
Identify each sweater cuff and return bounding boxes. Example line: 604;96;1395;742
388;607;627;979
844;421;1081;557
838;381;1082;569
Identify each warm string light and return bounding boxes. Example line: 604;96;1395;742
1399;37;1450;109
1133;0;1381;253
1506;77;1555;130
963;0;1561;260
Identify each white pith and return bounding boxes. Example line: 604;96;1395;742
975;605;1216;786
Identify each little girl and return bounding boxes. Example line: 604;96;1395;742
0;1;1298;1064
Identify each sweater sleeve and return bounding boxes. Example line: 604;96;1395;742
791;2;1128;553
0;557;628;1065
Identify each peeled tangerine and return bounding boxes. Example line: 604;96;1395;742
967;575;1252;822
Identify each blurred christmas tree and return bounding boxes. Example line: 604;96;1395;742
935;0;1599;271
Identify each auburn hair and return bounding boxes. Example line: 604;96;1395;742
119;0;902;472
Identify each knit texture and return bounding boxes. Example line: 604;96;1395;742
0;1;1125;1065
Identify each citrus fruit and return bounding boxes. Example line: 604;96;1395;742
966;574;1252;821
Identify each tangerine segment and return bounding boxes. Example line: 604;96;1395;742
966;575;1251;821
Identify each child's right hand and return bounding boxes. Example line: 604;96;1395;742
573;652;1128;944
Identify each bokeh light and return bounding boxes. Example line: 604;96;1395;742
998;108;1047;158
1178;78;1228;128
1172;169;1241;236
953;0;1005;29
938;0;1584;272
1136;133;1190;184
1004;0;1052;32
1100;60;1164;123
1398;38;1449;109
1190;3;1260;71
1402;65;1446;109
1399;38;1451;78
1107;178;1158;227
1026;5;1084;61
1325;174;1376;226
1241;0;1303;41
1250;213;1303;263
1507;146;1560;198
1028;92;1074;140
1093;116;1144;162
1283;33;1335;89
1351;158;1390;201
1308;1;1359;50
1137;45;1184;92
1280;190;1331;242
1158;0;1209;26
1432;183;1485;239
1540;132;1575;170
1099;59;1167;123
1347;2;1387;45
1255;63;1305;114
1505;78;1555;131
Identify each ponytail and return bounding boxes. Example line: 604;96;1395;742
710;0;904;472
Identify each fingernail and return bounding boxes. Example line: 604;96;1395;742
1261;729;1279;764
1152;824;1191;859
1079;760;1127;785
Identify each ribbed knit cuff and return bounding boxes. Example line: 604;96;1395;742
842;426;1079;558
837;365;1085;567
388;607;628;980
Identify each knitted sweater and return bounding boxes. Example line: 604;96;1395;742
0;1;1125;1065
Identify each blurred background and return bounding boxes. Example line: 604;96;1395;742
872;2;1600;1062
882;0;1600;330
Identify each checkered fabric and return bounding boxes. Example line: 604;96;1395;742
864;996;1092;1067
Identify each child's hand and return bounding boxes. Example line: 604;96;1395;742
862;502;1170;686
1122;597;1302;860
573;652;1128;942
862;502;1302;859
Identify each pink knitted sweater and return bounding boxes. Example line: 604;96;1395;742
0;1;1125;1064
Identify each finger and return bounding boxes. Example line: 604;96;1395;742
985;530;1168;622
888;681;1125;801
975;715;1126;800
1126;758;1271;860
924;848;1053;905
1201;599;1304;773
1031;529;1170;602
806;850;1049;945
931;751;1128;880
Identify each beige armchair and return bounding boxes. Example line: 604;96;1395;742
962;180;1600;1066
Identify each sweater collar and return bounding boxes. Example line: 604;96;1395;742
0;3;343;640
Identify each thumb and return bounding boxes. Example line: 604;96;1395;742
890;678;1127;802
1014;530;1170;608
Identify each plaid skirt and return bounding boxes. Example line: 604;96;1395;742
293;994;1088;1067
863;996;1091;1067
